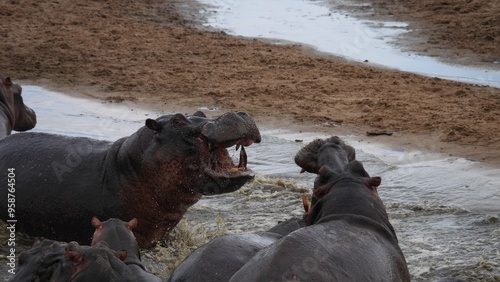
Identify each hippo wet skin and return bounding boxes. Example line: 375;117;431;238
8;240;132;282
91;217;161;282
0;74;36;139
229;138;410;282
0;111;260;247
169;217;305;282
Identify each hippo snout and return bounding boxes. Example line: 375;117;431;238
201;112;261;148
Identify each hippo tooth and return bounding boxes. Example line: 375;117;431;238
238;146;247;170
210;150;217;171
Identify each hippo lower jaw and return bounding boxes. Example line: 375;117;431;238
200;142;255;195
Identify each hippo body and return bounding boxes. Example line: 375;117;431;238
229;138;410;281
0;112;260;247
9;240;68;282
9;240;132;282
230;214;408;282
65;241;134;282
169;217;304;282
0;74;36;138
91;217;161;282
169;232;281;282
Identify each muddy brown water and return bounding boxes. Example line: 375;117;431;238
1;86;499;281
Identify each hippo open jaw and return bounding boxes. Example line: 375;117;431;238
200;138;256;195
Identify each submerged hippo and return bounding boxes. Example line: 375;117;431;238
91;217;161;282
228;139;410;281
9;240;67;282
9;240;131;282
65;241;134;282
0;74;37;138
0;111;261;247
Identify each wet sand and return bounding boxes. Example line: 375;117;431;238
0;0;499;165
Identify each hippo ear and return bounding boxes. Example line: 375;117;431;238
115;250;128;261
127;218;138;230
366;177;382;188
91;216;102;229
145;119;161;131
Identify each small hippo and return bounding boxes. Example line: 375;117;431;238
91;217;162;282
228;141;410;281
169;217;305;282
0;74;36;139
64;241;134;282
0;111;261;248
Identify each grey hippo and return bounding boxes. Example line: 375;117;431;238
91;217;161;282
0;74;36;139
8;240;133;282
0;111;261;247
168;217;305;282
228;137;410;281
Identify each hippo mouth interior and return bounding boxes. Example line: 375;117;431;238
199;137;255;194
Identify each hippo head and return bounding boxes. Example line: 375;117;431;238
65;241;132;281
11;239;67;282
294;136;355;174
141;111;261;195
305;161;395;236
91;217;141;262
0;74;37;133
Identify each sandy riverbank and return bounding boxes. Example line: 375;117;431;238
0;0;499;164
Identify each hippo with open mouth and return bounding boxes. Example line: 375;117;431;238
0;111;260;247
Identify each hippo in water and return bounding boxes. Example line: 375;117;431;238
168;216;305;282
9;240;132;282
0;74;36;138
91;217;161;282
228;138;410;282
0;111;261;247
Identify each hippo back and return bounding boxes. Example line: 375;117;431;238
0;132;117;244
169;232;282;282
229;215;409;282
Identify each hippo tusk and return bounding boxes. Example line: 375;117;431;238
238;146;247;171
301;194;311;214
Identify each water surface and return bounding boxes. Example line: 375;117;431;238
12;86;500;281
198;0;500;87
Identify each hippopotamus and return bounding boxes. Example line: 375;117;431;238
228;140;410;281
169;217;305;282
8;240;67;282
0;74;36;139
91;217;161;282
9;240;132;282
65;241;134;282
0;111;261;247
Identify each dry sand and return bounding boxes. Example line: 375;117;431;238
0;0;499;164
